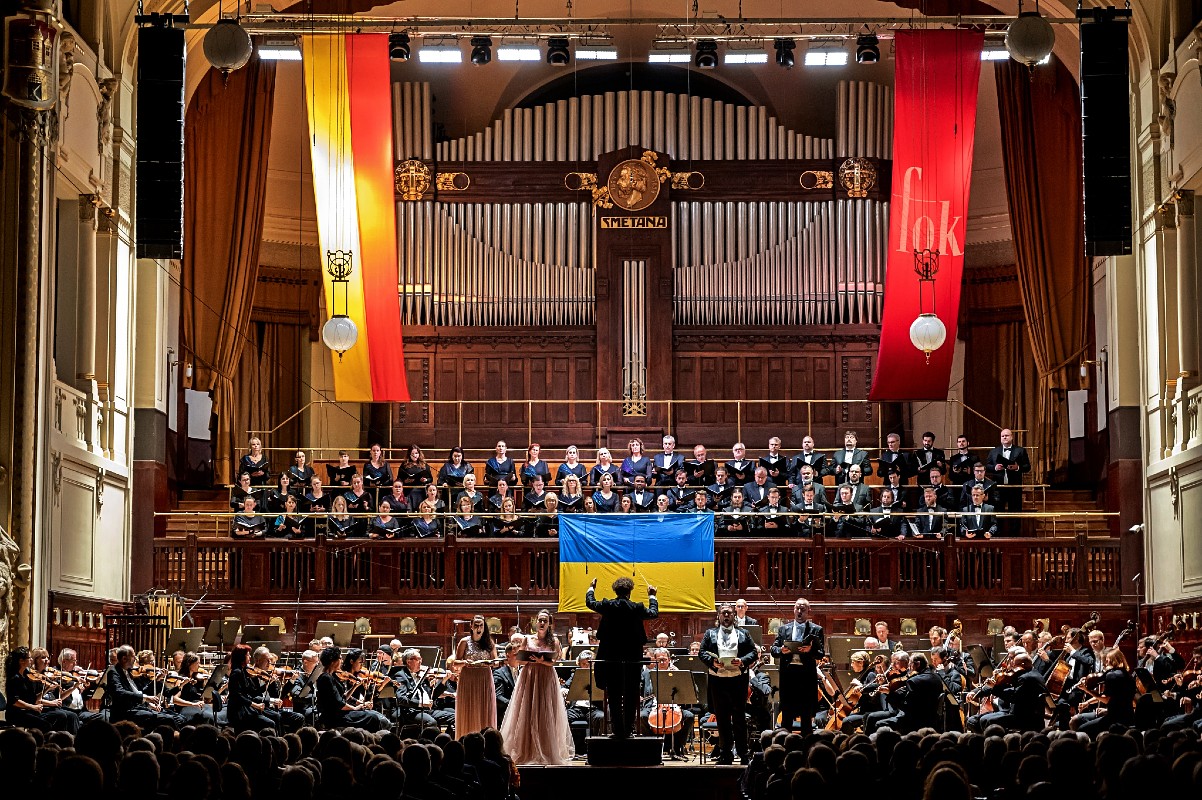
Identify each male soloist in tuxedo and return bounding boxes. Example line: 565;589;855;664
586;576;659;738
699;604;759;765
770;598;825;732
985;428;1031;533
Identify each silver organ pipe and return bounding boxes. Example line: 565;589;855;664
395;81;890;328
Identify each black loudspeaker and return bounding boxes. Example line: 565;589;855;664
136;25;185;260
1079;9;1132;257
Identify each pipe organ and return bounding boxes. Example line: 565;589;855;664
392;81;892;330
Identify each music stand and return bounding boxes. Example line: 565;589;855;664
569;644;596;660
245;640;283;655
202;665;228;703
565;668;606;702
646;668;699;754
243;624;281;643
676;655;705;673
203;619;242;652
413;646;441;668
315;620;356;647
739;625;763;647
165;627;203;655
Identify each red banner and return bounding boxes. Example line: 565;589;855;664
869;30;983;401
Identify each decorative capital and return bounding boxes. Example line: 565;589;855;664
1157;202;1177;230
1175;189;1194;218
19;108;50;147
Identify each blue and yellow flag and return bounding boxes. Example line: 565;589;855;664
558;513;715;614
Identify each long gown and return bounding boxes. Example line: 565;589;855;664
456;636;499;736
500;636;574;765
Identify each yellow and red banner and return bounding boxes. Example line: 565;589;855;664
303;34;409;401
869;30;983;401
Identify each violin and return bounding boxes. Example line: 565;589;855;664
131;664;166;679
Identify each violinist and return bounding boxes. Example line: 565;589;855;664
390;648;443;731
864;651;911;733
226;644;279;732
315;646;390;732
132;650;163;693
930;647;965;732
290;649;322;725
1073;647;1137;736
4;646;80;732
56;648;100;719
250;646;304;732
640;648;693;759
1023;629;1054;679
168;652;213;725
871;653;947;733
965;652;1048;733
698;603;758;765
105;644;179;731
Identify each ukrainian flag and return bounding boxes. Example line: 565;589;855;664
558;514;715;614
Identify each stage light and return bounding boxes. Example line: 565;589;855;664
577;41;618;60
774;39;796;68
856;34;880;63
546;37;571;65
725;43;768;64
695;39;718;69
470;36;493;65
389;32;410;62
648;44;690;63
257;35;302;61
804;44;848;66
496;41;540;61
418;40;462;63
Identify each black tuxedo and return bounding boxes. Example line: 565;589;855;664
878;670;946;732
493;663;519;724
912;447;947;485
868;505;905;538
105;665;179;731
959;478;997;508
968;670;1048;732
911;506;948;537
791;451;827;482
652;452;684;486
947;452;979;485
877;450;915;481
699;626;758;759
790;482;828;507
724;459;757;484
586;587;659;737
770;620;825;731
758;455;790;485
788;502;826;537
627;489;656;512
880;481;914;510
959;503;998;538
829;448;872;479
742;481;776;508
986;443;1031;530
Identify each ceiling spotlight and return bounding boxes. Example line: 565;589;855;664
389;32;410;62
856;34;881;63
547;37;571;66
805;43;848;66
418;40;463;64
695;39;718;69
496;42;541;61
470;36;492;66
648;43;690;63
774;38;796;68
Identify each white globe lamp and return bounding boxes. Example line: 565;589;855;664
322;315;358;359
203;18;253;74
909;313;947;363
1006;7;1056;68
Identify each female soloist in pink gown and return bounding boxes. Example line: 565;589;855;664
455;616;499;736
500;610;574;765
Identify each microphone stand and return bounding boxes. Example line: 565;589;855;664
294;580;303;651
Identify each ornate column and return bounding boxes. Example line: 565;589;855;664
1175;191;1197;390
10;107;49;650
75;194;99;389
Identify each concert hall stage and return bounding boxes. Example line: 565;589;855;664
518;761;743;799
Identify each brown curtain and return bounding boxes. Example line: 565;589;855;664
233;321;305;458
963;319;1038;448
182;59;276;484
995;60;1091;479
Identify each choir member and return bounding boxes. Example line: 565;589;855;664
230;472;259;511
327;494;355;539
724;442;756;485
270;494;305;539
589;447;620;487
414;500;443;538
455;473;486;513
438;446;474;488
619;438;653;486
959;485;998;539
686;444;716;487
878;433;915;482
559;474;584;512
985;428;1031;533
452;495;485;536
913;432;947;487
758;436;790;486
369;499;406;539
238;437;271;486
231;495;267;538
652;434;684;486
830;430;873;480
399;444;434;507
791;435;827;483
520;442;552;488
327;450;356;488
288;449;315;488
947;434;978;486
485;440;518;487
556;445;588;485
491;496;527;536
343;473;374;537
362;443;394;498
592;473;620;512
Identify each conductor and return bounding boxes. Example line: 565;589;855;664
585;576;659;738
770;597;825;733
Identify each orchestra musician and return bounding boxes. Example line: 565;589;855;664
734;599;757;627
770;597;825;732
871;653;946;733
493;641;521;725
289;649;322;725
226;644;278;732
55;648;100;720
640;647;693;759
564;649;606;754
390;648;445;732
1072;647;1137;736
965;652;1048;733
168;652;214;725
248;646;304;732
699;603;758;765
105;644;179;731
836;652;887;734
315;646;390;732
3;646;80;732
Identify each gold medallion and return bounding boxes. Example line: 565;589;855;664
606;158;662;211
